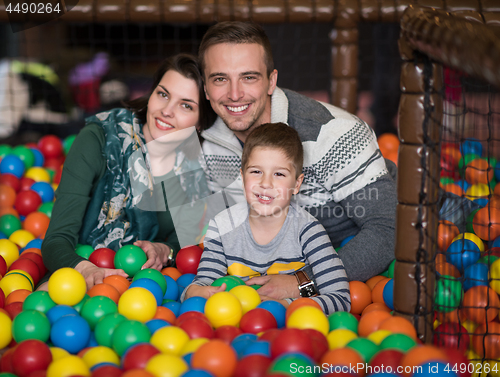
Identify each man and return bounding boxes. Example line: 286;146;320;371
199;21;397;290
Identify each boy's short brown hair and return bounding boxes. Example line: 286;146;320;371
241;122;304;178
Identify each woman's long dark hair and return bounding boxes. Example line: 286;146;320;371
124;53;216;133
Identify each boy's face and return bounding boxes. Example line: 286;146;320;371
242;146;304;219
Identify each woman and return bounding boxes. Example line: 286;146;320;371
40;54;215;289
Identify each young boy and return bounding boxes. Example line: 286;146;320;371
183;123;350;314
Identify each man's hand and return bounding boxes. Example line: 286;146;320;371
75;260;128;290
184;283;226;300
246;274;300;300
134;240;170;271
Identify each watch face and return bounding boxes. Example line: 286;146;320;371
300;282;318;297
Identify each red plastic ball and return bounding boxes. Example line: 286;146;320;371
122;343;160;371
14;190;42;217
179;316;214;339
4;301;23;319
176;311;210;326
89;248;116;269
233;354;272;377
214;325;243;345
91;364;123;377
175;245;203;274
9;258;41;286
270;328;315;360
0;254;7;276
239;308;277;335
38;135;63;159
303;328;329;362
19;252;47;277
433;322;470;354
258;328;282;343
19;178;35;192
0;174;20;192
0;288;5;309
443;348;471;377
369;349;404;374
44;156;65;171
0;347;16;373
11;339;52;377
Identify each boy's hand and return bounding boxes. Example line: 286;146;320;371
259;295;289;309
184;283;226;299
246;275;300;300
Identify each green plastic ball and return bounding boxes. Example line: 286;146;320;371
269;353;318;377
478;255;499;265
114;245;147;277
249;284;261;290
440;177;455;186
0;145;12;159
94;312;127;347
133;268;167;295
12;146;35;170
0;214;22;238
466;209;481;234
388;259;396;278
73;294;90;314
328;311;358;333
434;275;463;313
211;276;245;291
22;291;56;313
380;333;417;352
111;319;151;356
12;309;51;343
38;202;54;218
80;295;118;330
346;337;379;363
63;134;77;156
75;244;94;259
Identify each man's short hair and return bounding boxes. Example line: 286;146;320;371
199;21;274;78
242;123;304;178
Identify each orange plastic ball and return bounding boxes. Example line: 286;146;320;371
191;339;237;377
435;309;465;324
378;316;417;340
23;212;50;238
349;281;372;315
435;253;446;265
436;262;461;278
0;207;18;218
378;133;400;157
399;345;448;377
365;275;387;291
103;275;131;295
153;306;176;324
285;297;322;321
5;289;31;305
472;321;500;359
161;267;182;281
87;283;121;304
320;347;365;376
442;183;463;196
466;158;493;185
473;206;500;241
0;185;16;208
357;310;392;337
361;302;391;317
371;278;390;304
462;286;500;324
21;247;42;257
437;220;460;252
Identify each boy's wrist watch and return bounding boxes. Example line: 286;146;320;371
294;271;318;297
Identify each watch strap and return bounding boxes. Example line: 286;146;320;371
295;270;311;285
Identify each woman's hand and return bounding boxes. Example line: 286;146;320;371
246;274;300;300
75;260;128;290
133;240;170;271
184;283;226;300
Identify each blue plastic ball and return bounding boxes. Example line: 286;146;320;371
163;275;180;301
30;181;54;203
446;239;481;272
240;340;271;357
24;238;43;250
413;362;458;377
162;300;181;317
179;296;207;315
231;333;258;358
456;179;470;192
129;278;164;306
257;300;286;328
182;369;214;377
382;278;394;310
461;138;483;157
29;148;45;167
46;305;79;325
86;331;99;347
340;235;355;248
50;314;91;353
0;155;25;178
177;273;196;292
145;318;170;334
463;263;489;291
0;231;6;240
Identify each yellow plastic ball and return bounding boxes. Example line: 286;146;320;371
145;353;188;377
9;229;35;248
466;183;491;200
46;355;90;377
205;291;243;328
326;329;358;349
150;325;190;355
82;346;120;368
490;259;500;294
0;311;12;348
452;232;485;253
0;238;20;268
287;306;329;336
50;347;70;361
48;267;87;306
0;271;33;296
367;329;392;345
229;285;261;314
5;269;34;287
462;319;478;334
118;287;157;322
25;167;51;183
180;338;210;356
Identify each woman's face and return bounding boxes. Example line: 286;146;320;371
144;69;200;144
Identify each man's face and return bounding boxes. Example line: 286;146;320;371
203;43;278;142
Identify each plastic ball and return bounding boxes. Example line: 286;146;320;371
121;342;160;371
38;201;54;218
473;205;500;240
205;292;243;328
133;268;167;295
24;167;50;183
465;158;493;185
22;212;50;238
434;276;463;313
75;244;94;259
63;135;76;155
22;290;56;313
0;155;25;178
257;300;286;328
81;295;118;330
466;183;491;200
438;220;460;252
0;238;20;268
9;229;35;248
399;345;448;377
46;354;90;377
87;283;121;304
46;305;79;325
162;300;181;317
145;354;188;377
346;337;380;363
11;338;51;377
48;267;87;306
103;274;131;295
358;310;392;337
118;287;157;323
111;319;151;357
462;285;499;324
153;306;176;324
270;328;315;360
446;239;480;272
30;181;54;203
93;312;127;348
145;318;170;334
178;317;213;340
176;273;196;291
463;263;489;291
191;339;238;377
461;138;483;157
378;316;417;340
229;285;261;314
0;214;21;238
0;144;12;158
82;346;120;368
161;266;182;280
239;308;277;334
150;325;189;355
12;309;50;343
38;135;63;159
0;271;33;297
320;347;364;374
176;245;203;274
286;305;329;336
15;190;42;217
348;280;372;315
163;274;179;301
30;148;45;167
114;245;147;277
382;278;394;310
129;278;163;306
179;296;207;315
371;277;391;304
269;353;316;377
50;314;91;354
433;322;469;353
211;275;245;291
0;310;12;348
327;311;358;333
